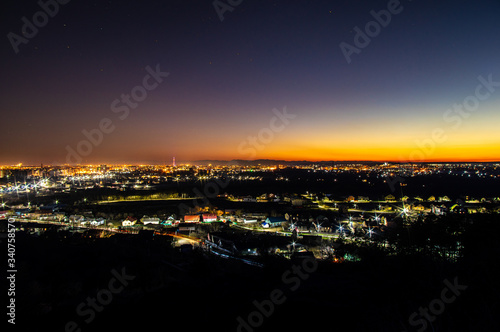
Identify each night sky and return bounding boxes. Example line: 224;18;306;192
1;0;500;165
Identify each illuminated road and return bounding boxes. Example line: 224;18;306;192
4;218;205;243
164;232;201;243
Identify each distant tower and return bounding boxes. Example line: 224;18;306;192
173;157;176;167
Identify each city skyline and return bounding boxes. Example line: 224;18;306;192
2;2;499;329
2;0;500;165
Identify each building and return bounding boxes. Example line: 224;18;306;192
184;214;200;223
322;196;332;203
162;216;178;226
385;194;396;202
14;208;30;216
261;216;286;228
243;212;267;220
69;215;85;224
90;218;106;226
291;198;305;206
431;204;447;215
122;216;137;227
257;194;269;202
439;196;451;202
202;213;217;222
178;222;197;233
413;204;426;212
241;196;257;202
141;216;160;225
345;196;355;202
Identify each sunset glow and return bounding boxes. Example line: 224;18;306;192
1;0;499;165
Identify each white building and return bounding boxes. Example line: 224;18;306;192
141;216;160;225
69;215;85;225
122;217;137;227
90;218;105;226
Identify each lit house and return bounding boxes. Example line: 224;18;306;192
291;198;305;206
202;214;217;222
243;218;258;224
261;216;286;228
431;205;447;215
122;216;137;227
69;215;85;225
141;216;160;225
345;196;355;202
90;218;106;226
184;214;200;223
385;194;396;202
0;210;10;219
413;204;426;212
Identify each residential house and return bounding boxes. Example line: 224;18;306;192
257;194;269;202
90;218;106;226
291;198;305;206
431;204;447;215
262;216;286;228
69;215;85;225
184;214;200;223
385;194;396;202
439;196;451;202
412;204;426;212
141;216;161;225
162;216;177;226
345;196;355;202
122;216;137;227
322;196;332;203
202;213;217;222
178;222;197;233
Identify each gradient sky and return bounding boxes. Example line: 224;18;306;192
1;0;500;165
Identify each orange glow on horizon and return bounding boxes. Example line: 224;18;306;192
240;143;500;163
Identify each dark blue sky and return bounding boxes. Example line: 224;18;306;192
1;0;500;164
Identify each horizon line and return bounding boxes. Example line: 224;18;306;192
2;159;500;167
